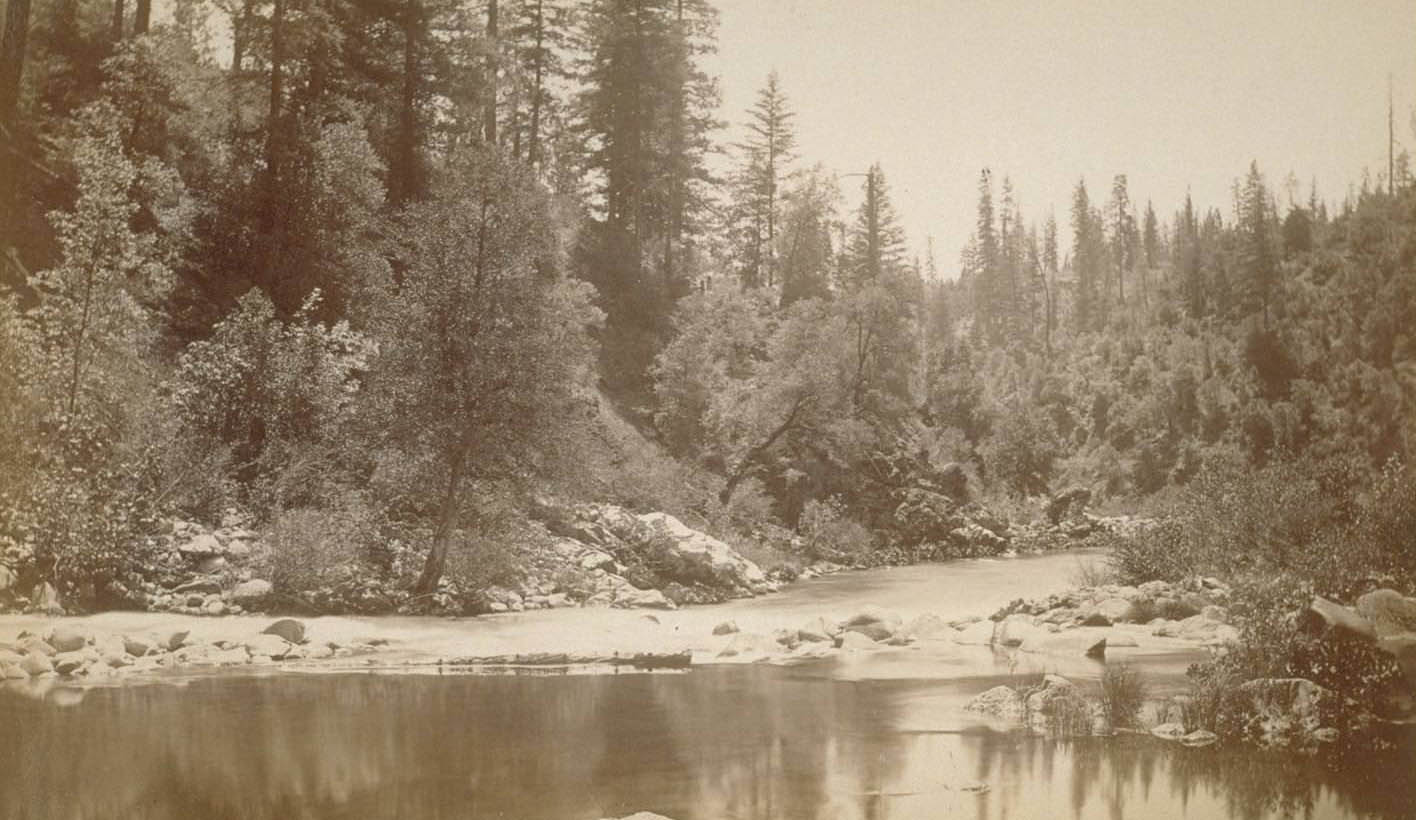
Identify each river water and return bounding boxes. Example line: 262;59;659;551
4;552;1413;820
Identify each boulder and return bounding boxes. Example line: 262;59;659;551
46;626;90;653
636;511;769;593
712;620;740;636
245;634;295;659
994;614;1046;647
19;653;53;676
579;551;617;572
841;606;902;641
1299;596;1375;642
173;577;222;595
223;540;252;559
1024;674;1077;715
965;685;1026;720
0;649;22;666
1376;635;1416;689
18;636;55;656
203;599;227;616
904;612;953;640
1;662;26;680
949;523;1007;554
1355;589;1416;638
797;617;836;644
263;619;307;644
121;634;152;659
52;651;87;676
787;642;836;661
952;619;997;646
1091;598;1137;624
1045;487;1091;525
937;462;970;501
716;632;777;660
231;579;273;603
161;630;190;652
1181;729;1218;747
178;533;222;557
1150;722;1187;740
837;630;879;651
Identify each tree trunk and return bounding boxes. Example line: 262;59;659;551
415;447;466;595
527;0;543;167
483;0;497;145
133;0;149;34
392;0;420;205
0;0;32;264
110;0;124;39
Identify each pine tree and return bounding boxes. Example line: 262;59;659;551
843;163;905;285
1071;178;1102;333
730;70;796;289
1239;160;1277;326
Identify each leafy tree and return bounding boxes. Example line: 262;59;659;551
369;148;599;593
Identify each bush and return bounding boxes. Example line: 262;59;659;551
262;501;391;613
799;497;874;561
1100;663;1147;728
167;289;370;520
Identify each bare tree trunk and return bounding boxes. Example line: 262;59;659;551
483;0;497;145
0;0;32;266
527;0;544;167
415;447;466;594
110;0;125;39
133;0;150;34
391;0;420;205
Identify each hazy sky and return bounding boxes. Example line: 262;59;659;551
706;0;1416;275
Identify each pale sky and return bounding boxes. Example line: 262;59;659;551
706;0;1416;276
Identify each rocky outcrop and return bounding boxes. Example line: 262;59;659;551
1355;589;1416;637
635;512;771;595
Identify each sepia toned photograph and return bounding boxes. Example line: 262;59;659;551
1;0;1415;817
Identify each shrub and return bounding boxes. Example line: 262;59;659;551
1100;663;1147;729
262;501;390;613
799;497;874;561
167;289;370;520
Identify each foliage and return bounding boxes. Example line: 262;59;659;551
1100;663;1147;729
167;289;370;518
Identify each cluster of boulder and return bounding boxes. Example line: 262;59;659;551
708;605;937;663
508;503;786;612
0;517;279;617
0;618;378;683
978;577;1238;655
966;674;1127;737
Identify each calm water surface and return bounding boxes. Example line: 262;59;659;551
4;553;1413;820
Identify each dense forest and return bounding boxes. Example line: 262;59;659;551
1;0;1414;620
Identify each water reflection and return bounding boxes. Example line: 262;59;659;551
3;667;1412;820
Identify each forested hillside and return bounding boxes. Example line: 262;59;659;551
1;0;1413;616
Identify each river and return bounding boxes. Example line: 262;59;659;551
4;551;1413;820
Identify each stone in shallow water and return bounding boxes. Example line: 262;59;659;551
1151;722;1187;740
45;626;90;653
1182;729;1218;747
263;619;307;644
837;631;879;651
965;685;1026;720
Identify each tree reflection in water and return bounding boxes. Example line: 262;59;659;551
2;668;1411;820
